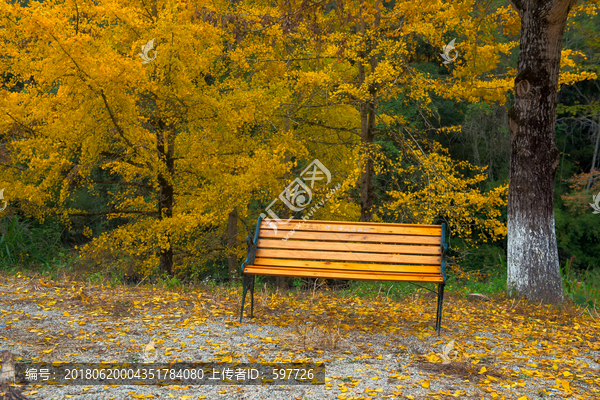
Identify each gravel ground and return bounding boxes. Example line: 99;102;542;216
1;276;598;400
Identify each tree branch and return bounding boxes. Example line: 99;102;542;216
68;210;159;217
91;180;153;188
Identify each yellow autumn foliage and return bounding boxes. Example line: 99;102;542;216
0;0;594;276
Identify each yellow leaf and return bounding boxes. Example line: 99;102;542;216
517;396;527;400
145;342;155;352
427;353;440;362
63;311;72;317
478;366;487;374
420;380;430;388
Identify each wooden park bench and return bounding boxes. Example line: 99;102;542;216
239;217;449;335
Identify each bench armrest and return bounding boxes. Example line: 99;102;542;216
240;215;263;274
240;235;257;274
441;223;449;282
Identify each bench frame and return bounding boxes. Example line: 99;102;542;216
239;215;448;335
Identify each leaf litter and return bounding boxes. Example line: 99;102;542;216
0;273;598;399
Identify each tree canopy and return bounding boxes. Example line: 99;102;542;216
0;0;598;285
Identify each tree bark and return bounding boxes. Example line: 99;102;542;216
157;120;175;276
276;110;293;290
227;207;238;282
358;0;380;223
506;0;576;304
359;94;377;222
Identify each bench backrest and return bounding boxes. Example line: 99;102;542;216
245;218;447;283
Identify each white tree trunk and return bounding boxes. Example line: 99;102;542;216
507;211;562;301
506;0;577;303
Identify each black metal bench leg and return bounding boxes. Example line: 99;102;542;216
435;282;445;336
240;280;248;323
250;275;255;319
240;274;256;322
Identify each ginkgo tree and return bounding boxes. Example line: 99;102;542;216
0;0;309;276
235;0;585;226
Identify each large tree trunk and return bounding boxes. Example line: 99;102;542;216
157;120;175;276
506;0;576;304
275;112;294;290
359;95;377;222
358;1;380;223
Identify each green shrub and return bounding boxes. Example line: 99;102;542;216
562;257;600;309
0;215;66;270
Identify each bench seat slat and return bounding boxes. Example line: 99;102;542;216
261;221;441;236
257;239;441;255
244;265;444;282
260;230;442;245
253;258;442;274
256;249;441;265
287;219;442;228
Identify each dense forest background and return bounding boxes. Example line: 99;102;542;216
0;0;599;304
